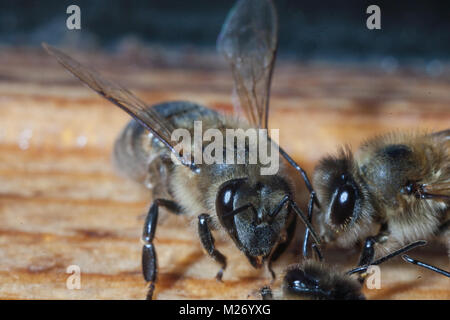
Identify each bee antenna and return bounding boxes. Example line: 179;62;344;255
311;243;323;262
420;192;450;201
271;140;320;209
402;255;450;278
346;240;427;275
302;191;323;261
289;198;322;246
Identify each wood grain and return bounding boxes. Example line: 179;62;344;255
0;47;448;300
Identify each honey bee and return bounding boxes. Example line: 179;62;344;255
312;130;450;263
261;238;449;300
43;0;320;299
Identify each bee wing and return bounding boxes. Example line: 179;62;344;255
42;43;193;167
217;0;277;129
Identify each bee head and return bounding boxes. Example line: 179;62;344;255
328;173;359;227
282;262;365;300
313;148;373;245
215;176;293;260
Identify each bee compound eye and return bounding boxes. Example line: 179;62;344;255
220;186;235;212
216;179;245;217
284;268;319;295
331;184;356;226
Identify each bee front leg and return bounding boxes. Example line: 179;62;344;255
198;214;227;281
357;224;389;283
265;215;297;281
358;237;377;267
142;199;182;300
437;220;449;235
358;223;389;266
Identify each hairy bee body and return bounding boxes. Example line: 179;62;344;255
358;132;449;245
314;130;450;251
266;261;365;300
113;101;220;200
114;101;295;255
260;239;446;300
43;0;320;299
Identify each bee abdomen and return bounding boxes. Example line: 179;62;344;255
112;101;220;185
113;119;161;184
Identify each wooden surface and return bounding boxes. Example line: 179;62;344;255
0;47;449;300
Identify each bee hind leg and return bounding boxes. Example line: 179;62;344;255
198;214;227;281
142;199;182;300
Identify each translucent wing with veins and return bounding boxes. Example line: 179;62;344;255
217;0;278;129
42;43;196;170
218;0;319;199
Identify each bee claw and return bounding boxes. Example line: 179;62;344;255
146;282;155;300
215;270;224;282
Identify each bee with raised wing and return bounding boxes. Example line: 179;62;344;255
312;130;449;263
43;0;319;299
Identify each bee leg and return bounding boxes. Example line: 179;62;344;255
437;220;449;235
198;213;227;281
260;286;273;300
357;225;389;282
266;251;277;281
356;237;376;283
278;145;320;208
289;198;321;246
358;237;377;266
266;215;297;281
358;223;389;265
142;199;182;300
311;243;323;261
302;192;316;259
267;264;276;282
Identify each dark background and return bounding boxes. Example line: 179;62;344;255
1;0;449;65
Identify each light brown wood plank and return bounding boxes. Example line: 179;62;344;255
0;47;448;300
